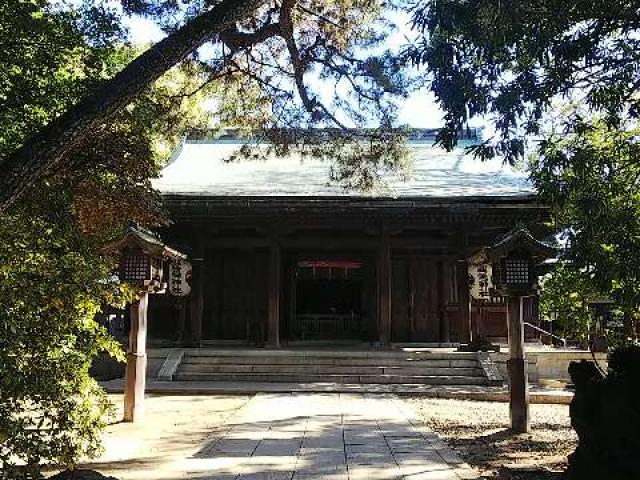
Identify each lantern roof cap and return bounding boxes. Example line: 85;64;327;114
469;228;558;264
102;224;186;260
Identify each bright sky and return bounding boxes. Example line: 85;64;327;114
124;12;483;131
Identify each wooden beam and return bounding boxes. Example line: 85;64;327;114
124;292;148;422
199;236;471;254
268;240;281;347
379;228;392;346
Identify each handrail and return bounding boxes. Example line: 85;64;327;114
523;322;567;348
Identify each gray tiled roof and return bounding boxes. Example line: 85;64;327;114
153;140;535;198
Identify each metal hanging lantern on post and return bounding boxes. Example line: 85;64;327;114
103;225;186;422
471;229;556;433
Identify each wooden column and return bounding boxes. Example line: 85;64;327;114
175;296;187;344
189;235;204;347
379;229;392;346
507;295;530;433
268;240;281;347
438;260;450;343
456;259;471;343
124;292;148;422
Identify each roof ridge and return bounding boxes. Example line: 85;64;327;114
186;127;484;142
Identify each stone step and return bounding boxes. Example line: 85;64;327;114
185;349;479;360
173;371;489;385
181;355;479;368
177;363;484;377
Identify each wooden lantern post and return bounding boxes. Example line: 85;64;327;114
506;293;528;432
470;229;556;434
124;292;148;422
103;226;186;422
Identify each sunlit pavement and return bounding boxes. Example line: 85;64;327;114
86;393;477;479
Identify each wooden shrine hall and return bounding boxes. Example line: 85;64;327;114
147;130;548;347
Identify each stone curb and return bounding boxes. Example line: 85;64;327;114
100;380;573;404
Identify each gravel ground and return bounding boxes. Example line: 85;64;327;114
404;397;576;480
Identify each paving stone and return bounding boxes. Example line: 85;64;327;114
302;437;346;448
294;461;348;476
197;475;238;480
347;464;403;479
293;473;348;480
394;453;444;466
401;470;462;480
380;429;423;438
386;437;432;454
344;444;390;455
299;446;344;456
262;431;305;440
254;439;301;456
180;392;475;480
296;453;347;469
345;451;395;465
397;461;457;477
237;471;293;480
213;438;261;454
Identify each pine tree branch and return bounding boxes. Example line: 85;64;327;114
0;0;264;213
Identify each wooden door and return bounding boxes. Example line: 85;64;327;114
392;257;443;342
203;249;268;341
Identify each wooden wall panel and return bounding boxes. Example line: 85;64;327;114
391;260;411;341
202;250;220;339
148;294;180;340
202;249;268;341
391;256;446;342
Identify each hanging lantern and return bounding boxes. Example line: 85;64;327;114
104;225;186;292
481;229;556;295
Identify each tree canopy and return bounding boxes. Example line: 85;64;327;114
1;1;221;475
410;0;640;340
532;120;640;339
0;1;412;475
0;0;411;210
408;0;640;161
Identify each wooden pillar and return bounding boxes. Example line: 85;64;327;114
289;258;297;343
175;296;187;344
507;295;530;433
189;237;204;347
268;241;281;347
456;259;471;343
124;292;148;422
379;229;392;346
438;260;450;343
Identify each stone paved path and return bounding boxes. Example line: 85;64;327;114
177;393;477;480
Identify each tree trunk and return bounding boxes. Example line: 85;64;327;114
0;0;262;212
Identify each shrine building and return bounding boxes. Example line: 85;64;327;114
147;129;548;347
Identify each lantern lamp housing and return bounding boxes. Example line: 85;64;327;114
104;225;186;292
500;250;534;291
468;229;557;295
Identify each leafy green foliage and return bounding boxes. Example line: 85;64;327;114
538;264;600;345
531;120;640;339
0;0;104;157
0;2;214;477
0;204;132;478
0;1;412;472
409;0;640;340
408;0;640;162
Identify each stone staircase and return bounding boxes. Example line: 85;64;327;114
171;349;502;386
